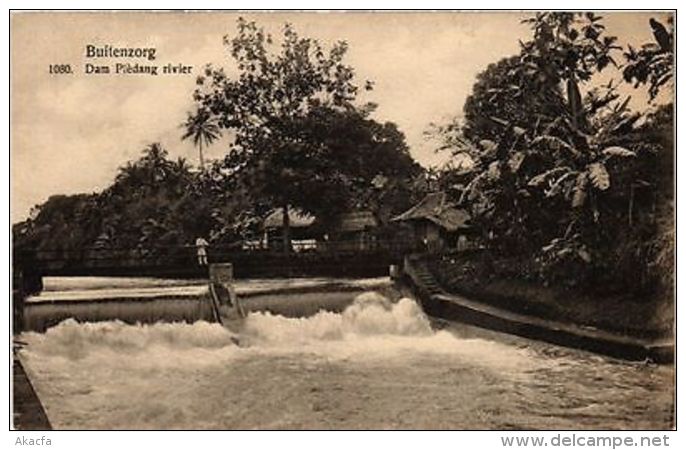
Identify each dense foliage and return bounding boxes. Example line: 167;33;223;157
435;12;674;296
13;144;235;254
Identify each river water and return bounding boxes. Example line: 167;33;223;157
18;278;674;430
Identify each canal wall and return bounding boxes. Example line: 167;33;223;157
13;359;51;430
402;254;674;363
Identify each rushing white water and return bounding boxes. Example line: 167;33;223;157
242;293;433;342
21;292;540;371
18;290;674;430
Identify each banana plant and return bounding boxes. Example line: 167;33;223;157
526;98;640;215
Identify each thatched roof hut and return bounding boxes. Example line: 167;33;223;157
391;192;470;232
263;207;316;229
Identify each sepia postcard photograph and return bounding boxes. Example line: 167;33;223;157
9;9;676;434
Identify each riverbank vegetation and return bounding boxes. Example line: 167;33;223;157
428;13;673;334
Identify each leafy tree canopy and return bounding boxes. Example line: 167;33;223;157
188;18;422;248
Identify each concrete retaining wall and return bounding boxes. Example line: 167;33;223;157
402;255;674;363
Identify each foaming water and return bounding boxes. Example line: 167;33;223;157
22;319;237;359
23;292;432;354
21;292;539;370
243;293;433;342
18;291;673;430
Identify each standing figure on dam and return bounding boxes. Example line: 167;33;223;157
195;236;209;266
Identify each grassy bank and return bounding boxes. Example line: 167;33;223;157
426;253;673;340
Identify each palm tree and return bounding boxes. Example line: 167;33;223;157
181;109;221;170
176;156;191;169
141;143;173;184
168;157;194;195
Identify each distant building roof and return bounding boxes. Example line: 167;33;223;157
336;211;378;233
264;207;316;229
391;192;470;232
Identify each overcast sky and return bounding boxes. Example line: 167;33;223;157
10;11;669;223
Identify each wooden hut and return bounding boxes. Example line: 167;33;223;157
263;207;317;252
391;192;471;253
328;210;379;251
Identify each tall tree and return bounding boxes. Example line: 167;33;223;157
181;108;221;170
190;18;373;252
461;55;566;143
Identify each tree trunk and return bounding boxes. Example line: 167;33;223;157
282;203;291;254
566;73;585;131
198;141;205;170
